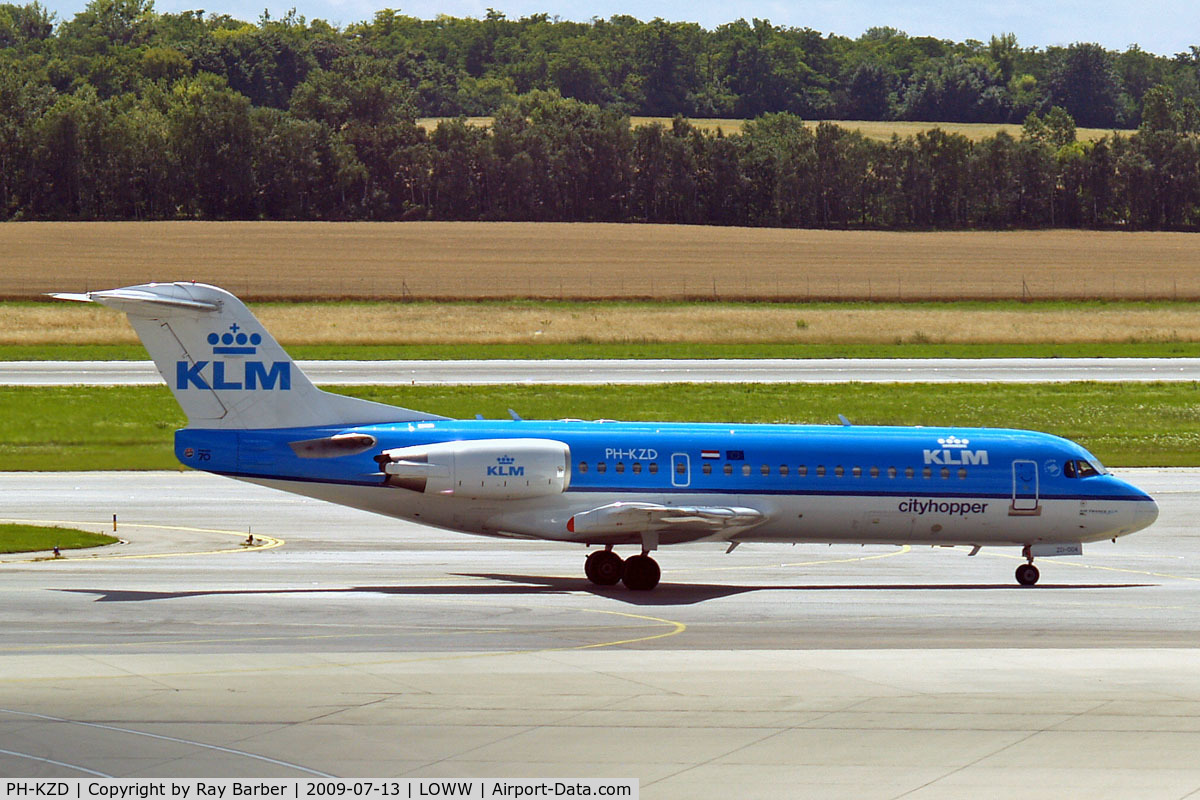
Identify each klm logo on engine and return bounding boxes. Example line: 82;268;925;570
487;455;525;476
923;435;988;465
175;323;290;391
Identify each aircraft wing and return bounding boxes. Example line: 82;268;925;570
567;501;766;540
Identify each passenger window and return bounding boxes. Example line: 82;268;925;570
597;462;607;474
578;462;588;474
615;462;625;474
701;462;712;475
798;465;807;477
780;465;789;477
724;463;733;476
870;466;880;478
742;464;751;477
676;461;686;475
817;465;826;477
852;466;862;478
761;464;770;476
922;467;932;479
940;468;950;479
632;462;642;474
958;468;967;479
649;462;658;474
834;466;844;477
905;467;914;479
887;467;897;479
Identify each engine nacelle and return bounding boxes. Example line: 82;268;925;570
377;438;570;500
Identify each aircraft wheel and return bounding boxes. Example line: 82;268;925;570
622;554;661;591
1015;563;1040;586
585;549;624;586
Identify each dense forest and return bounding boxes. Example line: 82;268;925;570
4;0;1200;227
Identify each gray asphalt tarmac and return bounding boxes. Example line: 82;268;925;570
8;357;1200;385
3;470;1200;797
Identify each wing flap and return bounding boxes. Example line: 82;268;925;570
568;501;766;539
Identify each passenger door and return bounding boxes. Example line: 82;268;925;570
1010;459;1041;515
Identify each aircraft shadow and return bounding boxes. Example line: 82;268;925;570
456;574;1153;605
62;576;1152;606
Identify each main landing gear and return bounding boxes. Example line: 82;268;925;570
584;547;661;591
1015;545;1040;586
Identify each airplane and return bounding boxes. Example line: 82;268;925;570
54;282;1159;590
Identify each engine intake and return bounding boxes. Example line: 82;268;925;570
376;438;570;500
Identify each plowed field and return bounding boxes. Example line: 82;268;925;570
3;222;1199;302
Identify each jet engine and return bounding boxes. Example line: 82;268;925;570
375;438;570;500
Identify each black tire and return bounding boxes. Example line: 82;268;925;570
622;554;661;591
585;550;624;586
1015;563;1040;586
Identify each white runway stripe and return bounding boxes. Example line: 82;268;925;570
5;357;1200;385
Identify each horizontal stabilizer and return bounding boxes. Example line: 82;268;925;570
49;288;221;313
568;501;766;539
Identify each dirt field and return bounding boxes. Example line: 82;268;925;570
419;117;1122;143
11;303;1200;346
3;222;1200;302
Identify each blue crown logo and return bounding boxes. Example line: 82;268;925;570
207;323;262;355
497;455;515;465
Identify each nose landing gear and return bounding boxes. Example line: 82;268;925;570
1016;546;1040;586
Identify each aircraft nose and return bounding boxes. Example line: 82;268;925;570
1131;496;1159;533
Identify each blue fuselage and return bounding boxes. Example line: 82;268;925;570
175;419;1155;548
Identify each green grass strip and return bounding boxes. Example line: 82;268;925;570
2;383;1200;469
0;523;118;554
6;341;1200;361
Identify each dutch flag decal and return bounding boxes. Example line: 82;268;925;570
701;449;720;459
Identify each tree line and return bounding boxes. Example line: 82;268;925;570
7;0;1200;125
4;0;1200;227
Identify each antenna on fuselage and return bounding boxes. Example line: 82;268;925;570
508;408;523;421
838;414;852;426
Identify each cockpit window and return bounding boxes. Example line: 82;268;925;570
1064;459;1101;478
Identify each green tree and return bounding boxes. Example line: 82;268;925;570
843;61;893;119
57;0;156;52
249;106;340;218
25;86;110;217
1046;43;1121;127
165;73;254;217
0;2;54;48
899;55;1001;122
427;117;492;219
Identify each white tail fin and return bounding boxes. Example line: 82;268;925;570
53;282;444;429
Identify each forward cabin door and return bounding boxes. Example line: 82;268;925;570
1010;459;1041;515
